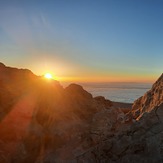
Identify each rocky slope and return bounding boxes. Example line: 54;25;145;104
132;73;163;119
0;63;162;163
77;74;163;163
0;63;121;162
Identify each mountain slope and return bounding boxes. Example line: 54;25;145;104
0;63;163;163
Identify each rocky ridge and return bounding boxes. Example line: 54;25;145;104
132;73;163;119
0;63;162;162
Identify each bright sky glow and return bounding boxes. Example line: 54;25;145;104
0;0;163;82
44;73;53;79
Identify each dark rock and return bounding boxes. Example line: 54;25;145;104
0;62;163;163
65;83;93;99
94;96;113;108
0;62;6;67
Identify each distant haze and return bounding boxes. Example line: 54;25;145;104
0;0;163;82
81;82;152;103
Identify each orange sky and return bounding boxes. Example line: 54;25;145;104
1;1;163;84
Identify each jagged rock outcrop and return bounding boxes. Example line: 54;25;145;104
94;96;113;109
0;63;162;163
76;74;163;162
0;63;127;162
77;103;163;163
132;73;163;119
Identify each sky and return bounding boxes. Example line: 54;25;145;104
0;0;163;82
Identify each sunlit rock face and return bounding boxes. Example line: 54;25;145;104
0;63;37;162
0;63;36;120
0;63;65;162
132;73;163;119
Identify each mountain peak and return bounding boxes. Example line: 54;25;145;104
153;73;163;85
0;62;6;67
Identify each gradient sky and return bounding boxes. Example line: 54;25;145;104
0;0;163;82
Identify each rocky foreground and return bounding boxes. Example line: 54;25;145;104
0;63;163;163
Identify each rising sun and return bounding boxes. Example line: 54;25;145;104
44;73;53;79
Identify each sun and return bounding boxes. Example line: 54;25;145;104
44;73;53;79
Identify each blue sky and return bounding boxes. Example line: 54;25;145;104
0;0;163;82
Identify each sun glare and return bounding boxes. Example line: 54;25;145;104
44;73;53;79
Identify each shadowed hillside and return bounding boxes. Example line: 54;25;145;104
0;63;163;163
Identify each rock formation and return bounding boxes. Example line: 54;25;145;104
0;63;163;163
132;73;163;119
77;74;163;163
